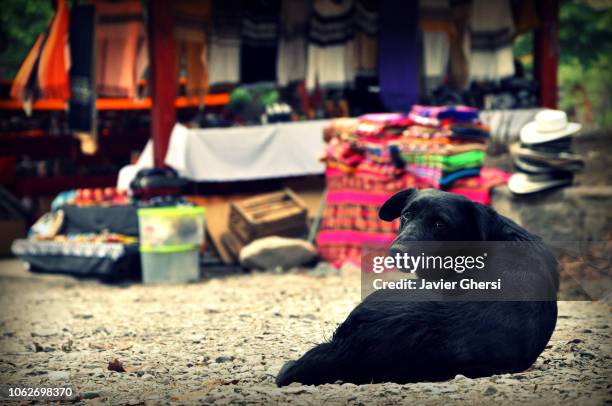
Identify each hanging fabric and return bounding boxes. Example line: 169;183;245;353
422;32;450;92
174;0;211;99
305;0;356;91
378;0;420;111
353;0;379;76
208;0;242;86
69;4;96;136
240;0;280;84
448;0;471;89
10;0;71;105
94;0;147;98
469;0;515;81
513;0;539;38
419;0;455;93
38;0;71;100
276;0;310;86
10;33;45;104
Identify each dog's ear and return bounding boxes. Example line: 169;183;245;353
379;188;417;221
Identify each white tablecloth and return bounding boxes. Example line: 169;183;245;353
118;121;328;189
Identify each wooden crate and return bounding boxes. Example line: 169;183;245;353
229;188;308;243
220;231;245;261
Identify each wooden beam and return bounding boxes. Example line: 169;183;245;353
534;0;560;109
147;0;176;168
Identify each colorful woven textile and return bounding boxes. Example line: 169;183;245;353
10;0;71;102
408;105;480;126
400;105;491;188
318;113;416;264
317;168;423;265
317;109;509;266
95;0;147;98
402;150;485;172
405;164;481;188
448;168;511;205
38;0;70;100
323;117;360;141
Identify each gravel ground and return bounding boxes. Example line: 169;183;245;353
0;259;610;405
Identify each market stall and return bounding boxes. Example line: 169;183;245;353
1;0;560;202
2;0;563;277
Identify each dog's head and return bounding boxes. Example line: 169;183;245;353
379;188;538;246
379;188;558;294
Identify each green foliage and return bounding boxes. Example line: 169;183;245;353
228;85;278;123
513;32;534;78
559;54;612;127
559;0;612;68
516;1;612;127
558;1;612;127
0;0;54;79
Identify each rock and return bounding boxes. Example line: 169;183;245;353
577;350;596;359
48;371;70;381
91;368;106;377
108;358;127;372
61;340;73;352
454;374;471;382
31;326;58;337
483;386;497;396
284;386;316;394
239;237;317;270
190;335;205;343
82;391;101;399
215;356;234;363
89;342;108;350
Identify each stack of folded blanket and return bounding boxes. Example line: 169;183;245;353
399;105;489;188
320;117;362;173
317;109;509;266
318;114;418;265
355;113;411;178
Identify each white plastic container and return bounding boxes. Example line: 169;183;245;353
138;206;205;250
137;206;205;284
140;248;199;284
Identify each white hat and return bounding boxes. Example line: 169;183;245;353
520;109;582;145
508;172;573;195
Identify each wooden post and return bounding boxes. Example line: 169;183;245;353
147;0;176;168
534;0;559;109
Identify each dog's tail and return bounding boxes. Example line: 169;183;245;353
276;342;346;386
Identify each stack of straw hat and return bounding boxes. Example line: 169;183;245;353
509;110;584;195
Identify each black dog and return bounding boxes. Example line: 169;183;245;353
276;188;558;386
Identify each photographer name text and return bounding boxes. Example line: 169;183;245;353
372;278;502;291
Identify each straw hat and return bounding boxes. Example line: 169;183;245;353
520;109;581;145
508;172;573;195
509;142;585;173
